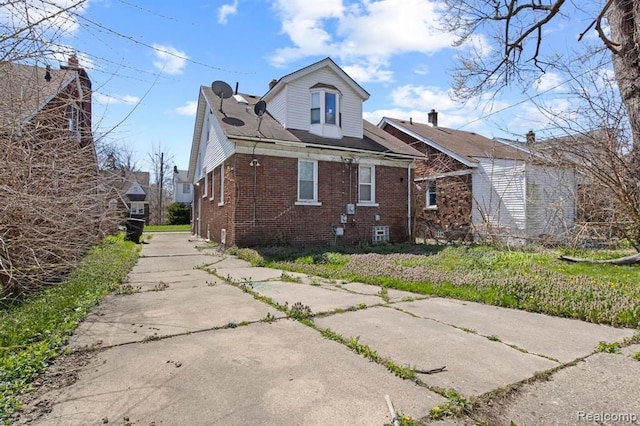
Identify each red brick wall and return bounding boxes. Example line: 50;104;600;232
382;123;473;241
196;152;413;247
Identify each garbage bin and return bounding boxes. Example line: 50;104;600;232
125;218;146;243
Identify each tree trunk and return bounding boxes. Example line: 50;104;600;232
609;0;640;248
558;252;640;265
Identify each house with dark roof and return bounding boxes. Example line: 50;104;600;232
187;57;423;247
380;113;577;244
98;170;151;223
0;55;93;150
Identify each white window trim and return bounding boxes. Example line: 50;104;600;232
310;89;340;126
182;183;191;194
218;162;225;206
296;159;321;205
209;171;215;201
202;167;208;198
357;164;376;205
130;202;145;215
426;180;437;209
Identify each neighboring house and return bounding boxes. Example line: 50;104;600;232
172;168;193;204
99;170;151;223
187;57;423;247
379;113;577;244
0;55;93;149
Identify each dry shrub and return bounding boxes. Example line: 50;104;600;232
0;129;119;297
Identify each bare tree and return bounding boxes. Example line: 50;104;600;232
147;143;174;225
443;0;640;253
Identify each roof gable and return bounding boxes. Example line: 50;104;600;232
263;57;369;103
380;117;530;165
0;62;76;130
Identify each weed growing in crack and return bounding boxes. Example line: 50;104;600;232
152;281;169;291
280;272;302;283
115;284;141;295
261;312;276;323
487;335;501;342
378;286;390;302
633;352;640;361
384;413;417;426
286;302;313;320
596;341;621;353
429;388;474;420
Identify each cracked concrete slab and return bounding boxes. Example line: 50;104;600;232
315;305;558;396
68;284;279;349
249;280;385;314
31;321;445;426
395;298;636;363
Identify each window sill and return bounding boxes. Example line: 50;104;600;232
357;202;379;207
425;206;438;210
295;201;322;206
218;202;225;207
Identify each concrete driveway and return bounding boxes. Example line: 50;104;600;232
14;232;639;425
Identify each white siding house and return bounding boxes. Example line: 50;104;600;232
379;116;577;244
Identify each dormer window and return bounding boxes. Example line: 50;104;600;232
310;90;338;125
309;84;342;139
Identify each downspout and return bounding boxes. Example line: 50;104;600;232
407;164;412;240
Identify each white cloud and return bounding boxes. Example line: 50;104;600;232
152;44;188;75
342;62;394;84
174;101;198;116
218;0;238;24
268;0;455;81
94;92;140;106
0;0;87;36
534;72;564;92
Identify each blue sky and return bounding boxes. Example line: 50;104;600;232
29;0;606;172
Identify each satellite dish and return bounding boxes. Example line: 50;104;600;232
254;100;267;134
211;80;233;99
254;100;267;117
211;80;233;111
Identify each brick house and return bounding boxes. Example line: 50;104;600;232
187;57;423;247
379;113;577;244
1;55;93;149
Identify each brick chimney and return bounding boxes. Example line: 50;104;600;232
269;79;277;89
526;130;535;144
427;109;438;127
67;54;79;69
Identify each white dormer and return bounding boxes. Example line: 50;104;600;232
262;57;369;139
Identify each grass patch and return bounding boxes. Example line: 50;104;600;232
144;224;191;232
0;234;140;422
239;244;640;328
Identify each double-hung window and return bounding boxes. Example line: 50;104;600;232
130;202;145;215
426;180;437;208
209;171;215;200
358;164;375;204
182;183;191;194
297;159;319;204
218;162;225;206
310;90;338;125
202;166;208;198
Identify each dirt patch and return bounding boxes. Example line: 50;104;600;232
10;350;98;425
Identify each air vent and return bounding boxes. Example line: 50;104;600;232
372;226;389;243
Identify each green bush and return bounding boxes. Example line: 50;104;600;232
167;202;190;225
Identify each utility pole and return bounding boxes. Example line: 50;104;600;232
159;152;164;225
